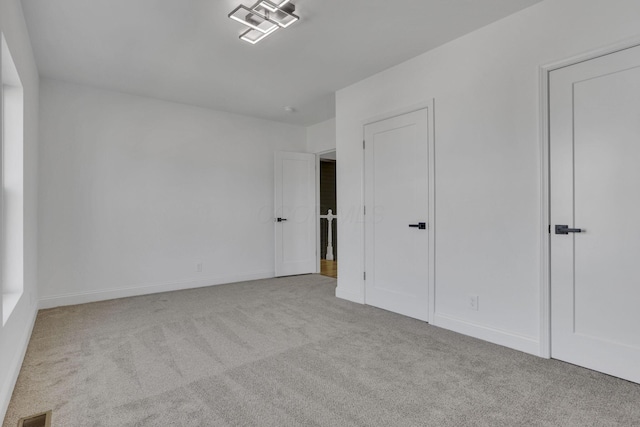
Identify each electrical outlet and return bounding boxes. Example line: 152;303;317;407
196;262;203;273
469;295;479;311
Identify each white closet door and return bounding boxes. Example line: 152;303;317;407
364;109;429;321
550;45;640;383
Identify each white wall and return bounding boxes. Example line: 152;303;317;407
0;0;39;421
38;79;306;307
307;118;336;154
2;83;24;307
336;0;640;355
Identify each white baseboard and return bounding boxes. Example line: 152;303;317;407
0;303;38;423
335;287;364;304
433;312;540;356
38;271;275;309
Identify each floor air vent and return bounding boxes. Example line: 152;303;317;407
17;410;51;427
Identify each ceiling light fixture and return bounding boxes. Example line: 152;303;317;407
258;0;291;13
229;5;278;34
228;1;299;44
254;1;299;28
240;26;278;45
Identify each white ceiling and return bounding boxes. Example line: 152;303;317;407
21;0;541;126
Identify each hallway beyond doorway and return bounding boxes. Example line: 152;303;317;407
320;259;337;278
319;151;337;279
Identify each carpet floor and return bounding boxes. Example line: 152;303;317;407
3;274;640;426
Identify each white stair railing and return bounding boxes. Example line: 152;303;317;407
319;209;337;261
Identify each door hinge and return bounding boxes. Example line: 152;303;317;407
363;272;366;280
363;206;366;215
548;224;551;234
363;140;365;149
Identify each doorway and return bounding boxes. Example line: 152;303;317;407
547;43;640;383
318;151;337;279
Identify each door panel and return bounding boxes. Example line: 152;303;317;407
550;45;640;383
275;152;316;277
365;109;429;321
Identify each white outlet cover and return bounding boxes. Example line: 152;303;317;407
469;295;479;311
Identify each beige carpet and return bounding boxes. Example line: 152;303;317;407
4;274;640;426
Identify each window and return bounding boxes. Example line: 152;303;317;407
1;33;24;326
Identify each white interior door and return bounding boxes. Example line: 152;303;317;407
550;45;640;383
364;109;429;321
274;151;317;277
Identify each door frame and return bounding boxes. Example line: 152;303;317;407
539;36;640;358
361;99;436;323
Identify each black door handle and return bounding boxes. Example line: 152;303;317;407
277;218;288;222
409;222;427;230
555;224;582;235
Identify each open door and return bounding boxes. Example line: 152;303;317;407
274;151;317;277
